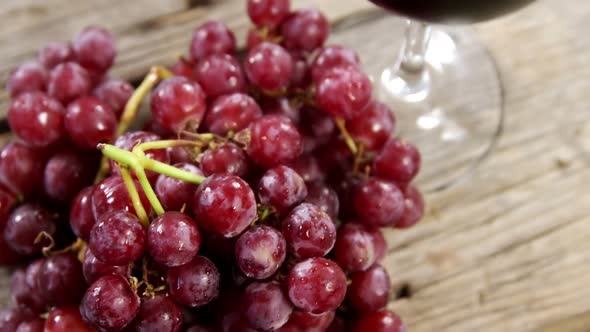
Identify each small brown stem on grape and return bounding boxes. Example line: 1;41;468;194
35;231;55;257
119;166;150;227
352;143;365;175
334;117;358;155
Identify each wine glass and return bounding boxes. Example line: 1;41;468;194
353;0;536;192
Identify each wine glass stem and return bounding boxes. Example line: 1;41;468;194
399;20;432;73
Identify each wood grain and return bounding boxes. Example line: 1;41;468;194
1;1;589;331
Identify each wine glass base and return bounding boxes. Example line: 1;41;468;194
330;15;503;192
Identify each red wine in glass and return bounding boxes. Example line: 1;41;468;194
369;0;536;23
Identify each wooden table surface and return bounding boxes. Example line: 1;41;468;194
1;1;589;331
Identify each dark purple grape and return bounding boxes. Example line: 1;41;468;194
65;96;117;150
200;143;249;177
0;234;23;266
8;92;65;147
167;256;220;307
45;306;93;332
396;185;425;229
316;66;372;120
260;96;301;124
92;79;134;117
38;42;74;70
245;115;303;168
204;93;262;136
0;186;17;228
373;138;421;186
247;0;290;29
244;42;293;92
10;267;45;314
72;26;116;74
37;253;86;306
334;174;362;220
353;310;405;332
186;323;217;332
129;295;183;332
43;151;96;203
354;178;405;228
148;211;201;267
155;163;202;211
0;141;44;197
235;226;286;279
300;106;336;147
91;175;151;221
111;131;170;183
4;204;58;256
304;182;339;221
0;308;34;332
168;145;194;164
80;274;140;331
289;154;323;184
47;62;91;104
189;21;236;62
280;8;329;52
282;203;336;259
89;210;146;266
311;45;361;82
347;101;396;151
242;281;293;331
6;63;48;98
193;175;256;238
69;186;95;241
289;51;311;88
258;165;307;215
195;54;247;99
150;76;207;132
82;247;129;285
334;223;376;272
347;264;390;313
16;318;44;332
287;257;347;314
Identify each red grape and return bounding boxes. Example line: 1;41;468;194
205;93;262;136
16;318;44;332
147;211;201;267
91;175;151;220
316;66;372;119
245;42;293;92
247;0;290;29
69;186;95;241
111;131;170;182
43;150;96;203
396;185;425;229
82;247;129;285
347;264;390;313
371;228;388;262
354;178;404;228
282;203;336;259
193;175;256;238
334;223;376;272
155;163;202;211
166;256;220;307
4;204;58;256
353;310;405;332
258;165;307;215
8;92;65;147
80;274;140;331
129;295;183;332
47;62;91;104
200;143;249;177
37;253;86;306
89;210;146;266
242;281;293;331
45;306;93;332
260;96;301;124
10;267;45;314
280;9;329;52
170;58;195;79
287;257;347;314
189;21;236;62
245;115;303;168
311;45;361;82
284;310;336;332
38;42;74;70
6;63;48;98
235;226;286;279
195;54;246;99
72;26;116;74
373;138;421;186
92;79;134;117
289;51;311;88
304;182;339;221
347;100;396;151
0;308;34;332
150;76;207;133
289;154;323;184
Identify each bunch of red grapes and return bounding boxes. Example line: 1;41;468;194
0;0;424;331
